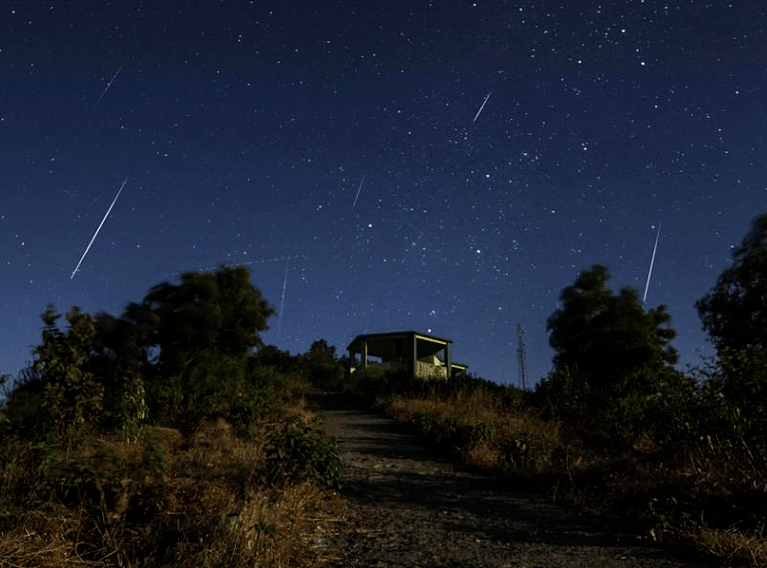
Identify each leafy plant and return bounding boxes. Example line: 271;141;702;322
500;433;535;471
34;306;105;453
266;417;341;489
697;212;767;356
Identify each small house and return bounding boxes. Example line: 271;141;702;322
347;331;468;380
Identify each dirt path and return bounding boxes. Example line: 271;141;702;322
314;392;708;568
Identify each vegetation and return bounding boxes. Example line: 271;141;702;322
0;266;345;568
697;212;767;356
538;264;687;448
6;211;767;566
341;212;767;567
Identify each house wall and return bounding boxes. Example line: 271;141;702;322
415;360;448;379
349;331;459;380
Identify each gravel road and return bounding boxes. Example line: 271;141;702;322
314;392;709;568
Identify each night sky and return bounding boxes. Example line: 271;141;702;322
2;1;765;385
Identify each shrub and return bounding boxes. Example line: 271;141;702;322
266;417;341;489
500;433;535;471
227;388;274;438
34;306;105;452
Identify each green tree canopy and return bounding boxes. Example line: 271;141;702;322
546;264;678;401
696;212;767;356
32;306;104;448
141;266;274;377
302;339;346;389
131;266;274;423
304;339;338;365
5;266;276;434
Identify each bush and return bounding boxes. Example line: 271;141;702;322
34;307;105;451
226;387;275;438
500;433;535;471
266;417;341;489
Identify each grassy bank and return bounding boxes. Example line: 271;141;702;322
0;373;346;568
347;370;767;567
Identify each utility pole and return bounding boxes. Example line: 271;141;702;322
517;323;529;390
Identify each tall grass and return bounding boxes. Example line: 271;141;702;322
0;373;346;568
349;369;767;566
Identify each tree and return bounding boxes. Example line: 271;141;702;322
697;212;767;355
304;339;337;365
89;311;149;439
32;306;104;451
136;265;275;423
143;266;273;366
545;264;678;404
302;339;346;388
696;214;767;443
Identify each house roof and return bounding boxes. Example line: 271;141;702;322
347;330;454;351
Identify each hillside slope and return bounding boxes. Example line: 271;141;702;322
314;392;707;568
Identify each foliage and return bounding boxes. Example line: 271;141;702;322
697;212;767;356
534;366;588;419
0;374;7;426
536;264;689;450
303;339;347;389
695;212;767;450
144;265;274;360
251;344;298;374
0;416;342;568
499;433;535;471
0;266;351;567
266;417;342;489
4;267;279;440
32;306;105;453
546;264;678;404
135;266;275;425
411;412;494;455
225;364;286;437
4;267;303;443
89;311;151;439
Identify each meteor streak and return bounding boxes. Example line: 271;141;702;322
352;175;366;211
70;176;129;279
93;65;123;109
642;221;662;304
277;258;289;338
472;91;492;123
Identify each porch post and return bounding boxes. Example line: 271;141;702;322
445;343;452;378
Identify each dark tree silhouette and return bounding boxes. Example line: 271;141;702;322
302;339;346;388
696;214;767;440
134;265;275;424
304;339;337;365
697;212;767;356
546;264;678;403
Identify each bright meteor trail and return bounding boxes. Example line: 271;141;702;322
473;91;492;123
277;258;289;339
643;221;662;304
93;64;123;110
352;175;366;211
70;176;129;279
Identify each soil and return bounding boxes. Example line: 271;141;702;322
313;392;709;568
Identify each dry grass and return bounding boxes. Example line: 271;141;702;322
463;441;500;470
0;415;349;568
686;525;767;567
377;381;767;567
387;391;561;475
